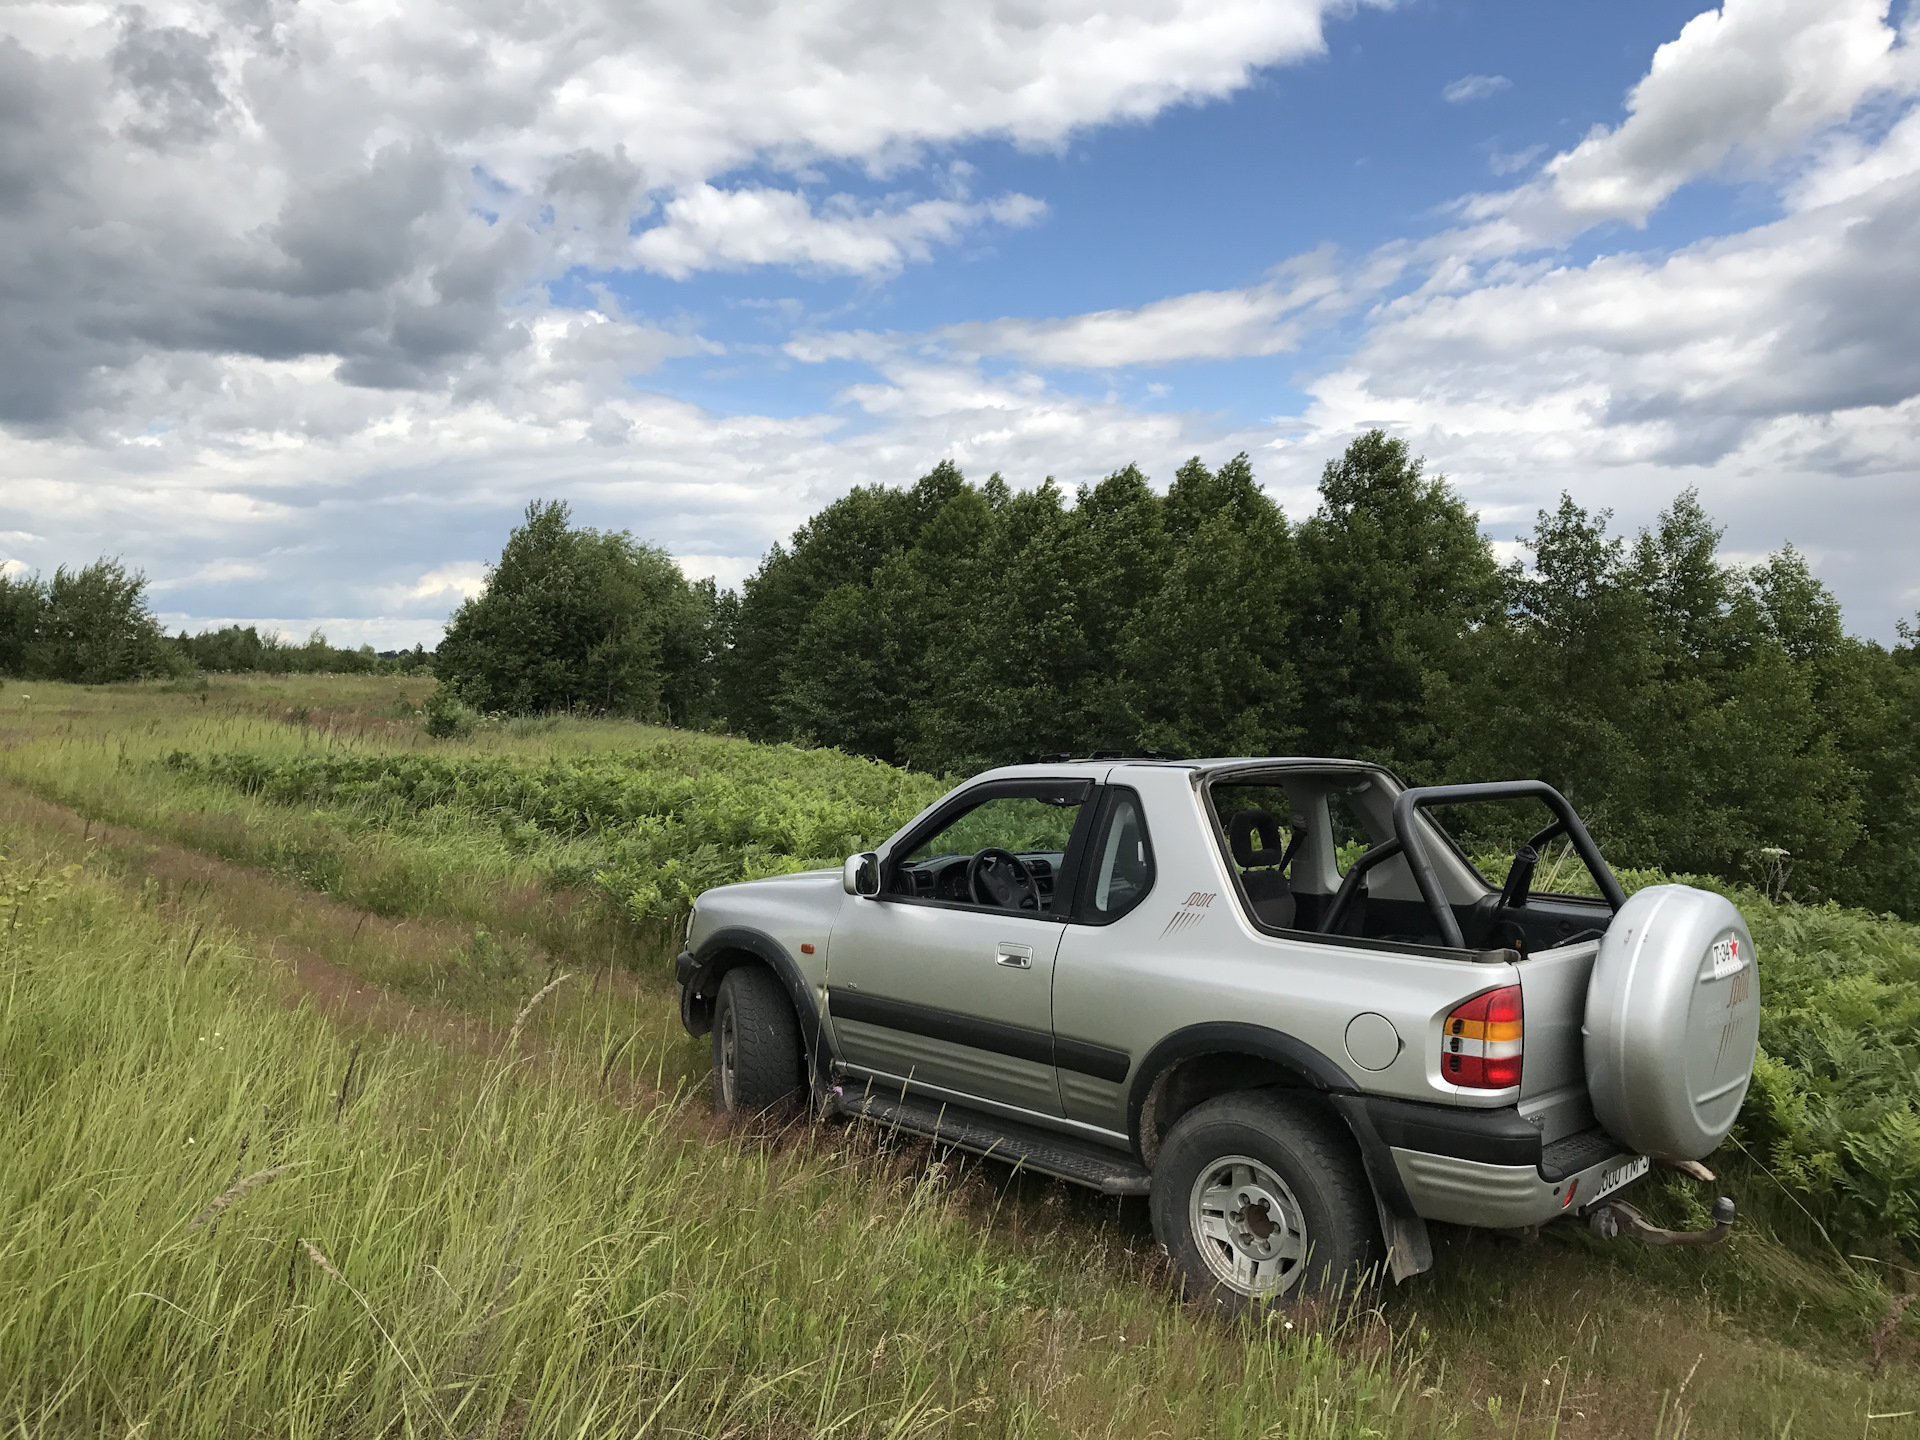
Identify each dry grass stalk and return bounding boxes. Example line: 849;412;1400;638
188;1163;300;1230
298;1236;344;1283
505;970;572;1053
1871;1291;1915;1371
300;1238;453;1436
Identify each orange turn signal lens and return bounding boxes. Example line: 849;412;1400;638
1443;985;1523;1090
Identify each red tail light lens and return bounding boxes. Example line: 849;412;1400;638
1443;985;1523;1090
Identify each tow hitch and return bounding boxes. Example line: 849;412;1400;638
1587;1195;1736;1246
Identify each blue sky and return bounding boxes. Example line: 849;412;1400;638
594;2;1734;425
2;0;1917;643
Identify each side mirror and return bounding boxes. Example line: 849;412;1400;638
842;852;880;897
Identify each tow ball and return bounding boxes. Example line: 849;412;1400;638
1587;1195;1736;1247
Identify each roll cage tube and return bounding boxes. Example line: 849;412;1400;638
1392;781;1628;950
1319;837;1403;936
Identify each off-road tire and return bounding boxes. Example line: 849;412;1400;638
711;965;805;1114
1151;1090;1381;1311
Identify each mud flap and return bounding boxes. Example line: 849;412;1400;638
1328;1094;1433;1282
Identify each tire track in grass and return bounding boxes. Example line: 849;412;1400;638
0;778;697;1089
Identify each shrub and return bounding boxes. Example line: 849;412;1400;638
421;686;477;739
435;500;716;722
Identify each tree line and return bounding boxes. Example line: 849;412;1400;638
5;431;1914;916
0;562;427;683
436;433;1919;916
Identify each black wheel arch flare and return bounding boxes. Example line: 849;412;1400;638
678;926;829;1073
1126;1022;1358;1156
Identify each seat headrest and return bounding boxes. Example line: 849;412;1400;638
1229;809;1287;868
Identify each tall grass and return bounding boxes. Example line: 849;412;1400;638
2;677;1918;1438
0;851;1431;1439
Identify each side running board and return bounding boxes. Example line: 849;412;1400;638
829;1085;1152;1196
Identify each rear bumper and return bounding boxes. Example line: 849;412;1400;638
1347;1096;1641;1229
1391;1146;1642;1228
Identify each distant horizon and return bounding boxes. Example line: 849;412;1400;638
3;0;1916;648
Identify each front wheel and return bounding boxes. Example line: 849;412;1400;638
711;966;805;1114
1150;1091;1380;1310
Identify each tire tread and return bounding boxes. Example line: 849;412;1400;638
714;965;804;1112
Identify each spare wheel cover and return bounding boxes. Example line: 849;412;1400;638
1584;885;1760;1161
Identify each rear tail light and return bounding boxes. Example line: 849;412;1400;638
1444;985;1523;1090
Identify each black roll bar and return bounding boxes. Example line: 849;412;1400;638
1319;837;1403;937
1391;781;1628;950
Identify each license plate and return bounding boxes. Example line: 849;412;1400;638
1590;1154;1650;1202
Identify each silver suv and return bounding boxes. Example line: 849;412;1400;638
676;757;1760;1306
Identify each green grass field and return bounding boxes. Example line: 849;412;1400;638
1;674;1916;1438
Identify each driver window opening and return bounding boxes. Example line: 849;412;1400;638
891;793;1083;911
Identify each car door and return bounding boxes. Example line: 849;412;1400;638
826;779;1096;1117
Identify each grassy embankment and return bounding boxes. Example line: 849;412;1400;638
0;674;1915;1438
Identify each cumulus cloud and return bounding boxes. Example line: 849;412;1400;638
938;280;1318;368
1465;0;1912;241
0;0;1349;427
632;185;1045;279
8;0;1920;644
408;563;488;602
1442;74;1509;104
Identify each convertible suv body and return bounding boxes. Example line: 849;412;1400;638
677;757;1760;1305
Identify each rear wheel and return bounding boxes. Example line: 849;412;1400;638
1151;1091;1380;1310
712;966;805;1114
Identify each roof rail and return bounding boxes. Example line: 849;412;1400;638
1032;750;1181;764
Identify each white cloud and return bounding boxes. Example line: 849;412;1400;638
1335;120;1920;465
408;563;488;602
1442;74;1509;104
940;282;1313;368
151;559;269;591
5;0;1919;648
862;246;1409;369
1465;0;1911;241
0;0;1352;426
675;553;760;591
632;185;1045;279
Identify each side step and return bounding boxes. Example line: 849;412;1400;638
828;1084;1152;1196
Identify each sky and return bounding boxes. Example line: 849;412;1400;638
1;0;1917;648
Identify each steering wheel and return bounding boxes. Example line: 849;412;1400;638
967;848;1041;910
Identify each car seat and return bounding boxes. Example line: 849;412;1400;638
1228;809;1296;928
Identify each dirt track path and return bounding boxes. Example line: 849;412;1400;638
0;780;663;1063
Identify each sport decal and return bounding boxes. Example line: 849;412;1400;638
1160;891;1216;938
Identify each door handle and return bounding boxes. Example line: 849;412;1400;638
995;941;1034;969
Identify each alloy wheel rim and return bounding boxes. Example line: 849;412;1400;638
718;1005;737;1109
1188;1155;1308;1298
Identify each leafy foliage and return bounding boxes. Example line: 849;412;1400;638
163;737;945;921
1738;898;1920;1254
436;499;717;722
0;559;179;683
709;438;1919;917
